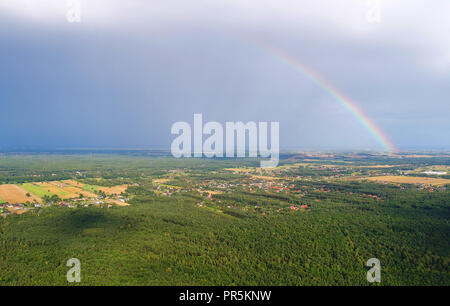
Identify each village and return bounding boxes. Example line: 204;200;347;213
150;162;448;216
151;168;323;215
1;160;448;218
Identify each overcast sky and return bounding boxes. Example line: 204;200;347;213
1;0;449;151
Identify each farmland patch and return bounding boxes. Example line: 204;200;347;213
366;176;450;186
0;184;41;204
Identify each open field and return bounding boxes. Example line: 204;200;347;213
82;184;99;193
97;185;128;195
202;190;224;198
251;175;281;181
225;168;253;173
0;184;41;204
27;180;125;198
51;181;98;198
6;207;29;215
3;180;121;202
47;181;70;187
21;183;53;198
62;180;86;188
23;181;99;199
104;199;130;206
366;176;450;186
34;182;73;199
29;180;129;197
153;178;170;184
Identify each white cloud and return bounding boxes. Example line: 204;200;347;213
1;0;448;72
0;0;126;24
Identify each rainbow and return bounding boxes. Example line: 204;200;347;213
257;42;397;153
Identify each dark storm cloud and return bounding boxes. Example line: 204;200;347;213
0;0;449;150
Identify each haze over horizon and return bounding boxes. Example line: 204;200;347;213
1;0;449;151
